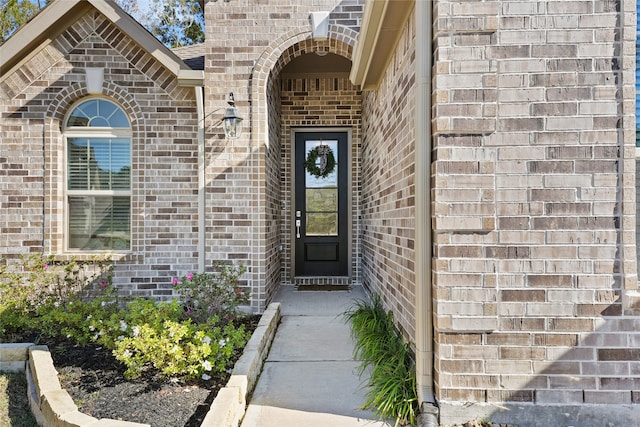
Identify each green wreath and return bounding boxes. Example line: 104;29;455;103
304;145;336;178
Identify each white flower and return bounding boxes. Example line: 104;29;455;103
218;339;227;347
123;350;132;358
132;326;140;337
201;374;211;381
88;325;95;331
202;336;211;345
101;301;107;307
119;320;128;331
202;360;212;371
118;335;125;341
171;345;179;353
86;315;92;321
66;334;71;338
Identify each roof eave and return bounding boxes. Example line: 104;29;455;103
94;0;189;76
0;0;85;75
349;0;415;90
178;70;204;87
1;0;192;79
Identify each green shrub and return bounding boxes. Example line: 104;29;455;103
83;296;250;380
344;296;418;427
110;316;249;380
0;254;114;340
172;263;249;324
1;257;252;382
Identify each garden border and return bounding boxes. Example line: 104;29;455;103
0;302;281;427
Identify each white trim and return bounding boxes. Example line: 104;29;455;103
196;87;206;272
350;0;415;90
63;97;133;253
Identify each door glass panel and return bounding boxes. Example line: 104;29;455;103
306;188;337;211
306;213;338;236
304;140;339;236
305;140;338;187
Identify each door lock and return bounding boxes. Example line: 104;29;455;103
296;219;301;238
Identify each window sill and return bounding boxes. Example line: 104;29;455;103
51;252;140;263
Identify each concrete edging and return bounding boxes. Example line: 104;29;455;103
0;302;281;427
201;302;281;427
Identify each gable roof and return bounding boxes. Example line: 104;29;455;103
0;0;203;86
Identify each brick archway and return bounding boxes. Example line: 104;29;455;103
250;25;357;150
249;25;360;304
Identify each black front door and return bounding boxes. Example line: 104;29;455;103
295;131;348;276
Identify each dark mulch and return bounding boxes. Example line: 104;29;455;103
10;315;259;427
48;341;218;427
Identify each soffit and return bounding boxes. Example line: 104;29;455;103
0;0;203;86
349;0;414;90
281;52;352;77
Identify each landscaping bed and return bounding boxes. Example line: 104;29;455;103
0;255;259;427
47;322;255;427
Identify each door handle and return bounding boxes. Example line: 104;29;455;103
296;219;301;239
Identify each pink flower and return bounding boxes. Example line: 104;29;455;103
186;273;194;281
172;277;179;285
43;264;49;270
185;308;192;315
100;281;108;287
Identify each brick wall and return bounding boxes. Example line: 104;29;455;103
360;15;417;339
205;0;363;309
1;9;200;299
432;0;640;410
1;0;364;310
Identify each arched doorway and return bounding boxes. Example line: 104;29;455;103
251;36;362;300
278;49;361;287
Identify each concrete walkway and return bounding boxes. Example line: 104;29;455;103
240;285;389;427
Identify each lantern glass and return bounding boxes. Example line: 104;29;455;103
222;98;243;139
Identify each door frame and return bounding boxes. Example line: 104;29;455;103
290;127;353;279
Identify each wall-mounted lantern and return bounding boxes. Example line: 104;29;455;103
222;92;243;139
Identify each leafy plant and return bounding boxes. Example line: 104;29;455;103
0;254;114;340
172;263;249;324
111;316;249;380
344;296;418;427
0;256;252;382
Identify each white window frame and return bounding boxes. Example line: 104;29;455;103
63;98;132;253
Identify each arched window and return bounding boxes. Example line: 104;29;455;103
64;99;131;251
